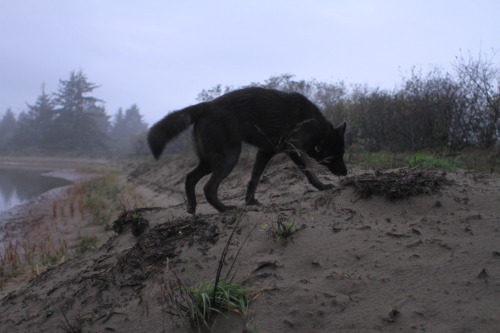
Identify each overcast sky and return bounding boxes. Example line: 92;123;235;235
1;0;499;125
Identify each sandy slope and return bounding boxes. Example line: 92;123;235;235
1;154;499;332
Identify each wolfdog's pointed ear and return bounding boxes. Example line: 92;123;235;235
336;122;347;136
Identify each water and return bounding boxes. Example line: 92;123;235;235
0;168;72;213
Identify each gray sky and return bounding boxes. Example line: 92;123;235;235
1;0;499;125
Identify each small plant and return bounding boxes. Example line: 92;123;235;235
269;216;304;242
130;213;149;236
112;209;150;236
44;307;54;317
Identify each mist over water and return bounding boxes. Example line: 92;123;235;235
0;168;72;213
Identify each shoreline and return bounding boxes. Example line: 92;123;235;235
0;155;110;169
0;161;107;225
0;157;121;294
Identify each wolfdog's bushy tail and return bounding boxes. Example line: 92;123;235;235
147;103;207;159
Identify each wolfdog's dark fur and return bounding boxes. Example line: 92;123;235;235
148;87;347;214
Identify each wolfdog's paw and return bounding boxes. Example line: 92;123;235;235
320;183;335;190
245;198;261;206
186;204;196;215
221;205;237;213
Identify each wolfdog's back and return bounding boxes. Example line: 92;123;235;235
207;87;324;147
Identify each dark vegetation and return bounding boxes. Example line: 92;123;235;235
1;51;498;161
196;51;499;153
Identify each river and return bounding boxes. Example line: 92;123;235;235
0;168;72;213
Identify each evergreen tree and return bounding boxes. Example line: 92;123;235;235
53;70;110;150
91;104;111;144
110;108;128;151
22;85;56;148
123;104;148;134
0;109;17;149
110;104;148;152
113;108;125;131
110;108;126;149
14;111;35;147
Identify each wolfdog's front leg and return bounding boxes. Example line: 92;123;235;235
287;151;333;190
245;150;274;205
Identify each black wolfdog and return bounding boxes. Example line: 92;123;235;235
148;87;347;214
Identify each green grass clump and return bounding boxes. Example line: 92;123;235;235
408;153;457;170
271;220;303;242
267;215;304;242
162;214;258;331
185;278;252;329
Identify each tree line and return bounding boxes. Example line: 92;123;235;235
197;51;499;152
0;71;148;154
1;52;498;155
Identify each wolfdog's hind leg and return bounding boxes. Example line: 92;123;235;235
185;161;211;214
203;148;240;212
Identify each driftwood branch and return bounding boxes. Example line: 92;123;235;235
341;169;451;200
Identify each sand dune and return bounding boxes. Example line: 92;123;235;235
1;155;499;332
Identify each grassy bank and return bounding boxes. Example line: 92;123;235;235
347;148;499;172
0;171;141;288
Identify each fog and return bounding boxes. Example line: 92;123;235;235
1;1;499;125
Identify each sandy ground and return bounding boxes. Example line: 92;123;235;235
0;153;499;332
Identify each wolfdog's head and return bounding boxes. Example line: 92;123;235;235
311;122;348;176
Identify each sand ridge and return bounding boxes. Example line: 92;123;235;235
0;154;499;332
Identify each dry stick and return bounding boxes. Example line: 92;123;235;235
254;119;316;153
60;307;78;332
211;213;243;307
163;258;192;320
226;217;261;283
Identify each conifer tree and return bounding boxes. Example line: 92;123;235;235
53;70;110;150
0;109;17;149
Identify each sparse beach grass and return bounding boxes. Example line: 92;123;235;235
0;168;142;287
